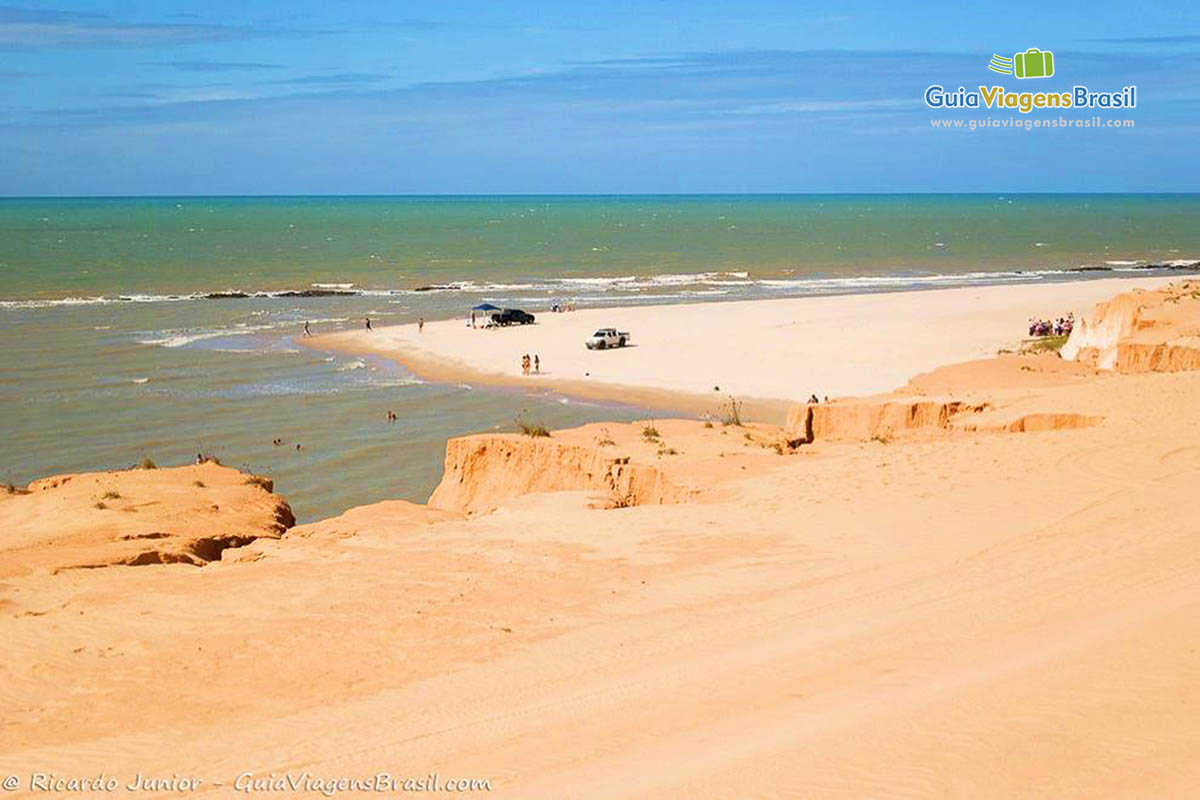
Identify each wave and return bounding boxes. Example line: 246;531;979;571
4;263;1199;310
137;329;243;348
136;316;349;348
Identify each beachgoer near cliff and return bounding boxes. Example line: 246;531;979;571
419;317;425;333
303;321;311;337
534;354;540;373
521;354;530;375
365;318;372;331
470;311;476;328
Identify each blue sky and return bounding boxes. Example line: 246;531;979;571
1;0;1198;194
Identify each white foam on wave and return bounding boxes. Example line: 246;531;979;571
137;330;233;348
136;316;350;349
370;376;424;388
6;263;1199;312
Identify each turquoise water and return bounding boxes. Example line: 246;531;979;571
2;194;1197;520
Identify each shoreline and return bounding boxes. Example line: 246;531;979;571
305;274;1181;416
304;331;796;422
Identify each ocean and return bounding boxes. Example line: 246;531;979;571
2;194;1198;520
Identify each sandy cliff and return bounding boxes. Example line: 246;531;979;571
430;429;695;515
1063;280;1200;372
781;354;1108;443
0;462;294;577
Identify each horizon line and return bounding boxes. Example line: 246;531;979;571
3;191;1200;201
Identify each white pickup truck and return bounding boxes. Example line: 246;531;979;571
585;328;631;350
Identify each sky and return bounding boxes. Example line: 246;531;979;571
0;0;1198;195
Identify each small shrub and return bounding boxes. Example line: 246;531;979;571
609;490;636;509
139;457;157;470
703;421;714;429
94;501;108;510
719;396;744;427
1019;334;1069;355
871;433;892;445
192;480;206;488
101;489;121;500
596;428;616;447
244;476;273;491
515;416;551;437
5;482;15;494
641;422;660;441
657;446;679;457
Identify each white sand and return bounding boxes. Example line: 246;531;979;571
318;276;1181;402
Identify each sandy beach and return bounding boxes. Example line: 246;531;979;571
309;276;1182;412
4;279;1200;797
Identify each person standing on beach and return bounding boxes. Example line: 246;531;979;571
303;321;311;337
419;317;425;333
365;317;372;331
521;354;530;375
534;354;540;373
470;311;476;328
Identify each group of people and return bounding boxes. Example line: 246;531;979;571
522;353;540;375
1028;313;1074;337
549;301;577;313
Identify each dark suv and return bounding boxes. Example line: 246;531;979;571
491;308;536;326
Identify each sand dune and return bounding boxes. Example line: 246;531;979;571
3;281;1200;797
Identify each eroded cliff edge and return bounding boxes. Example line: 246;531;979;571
0;462;294;577
1062;279;1200;372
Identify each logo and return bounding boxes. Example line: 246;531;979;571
989;48;1055;79
923;47;1136;114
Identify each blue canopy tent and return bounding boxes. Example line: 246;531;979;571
469;302;501;327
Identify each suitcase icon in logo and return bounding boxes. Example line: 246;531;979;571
1014;48;1054;79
